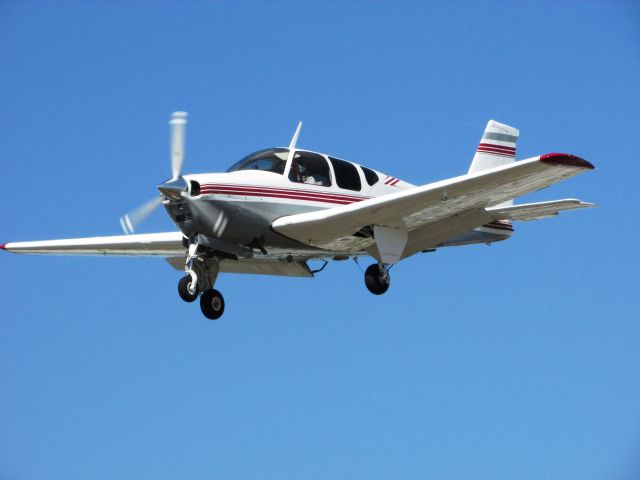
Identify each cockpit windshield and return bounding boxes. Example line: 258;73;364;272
226;148;289;174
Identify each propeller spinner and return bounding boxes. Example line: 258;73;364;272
120;111;189;235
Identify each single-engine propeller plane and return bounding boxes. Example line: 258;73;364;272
1;113;595;319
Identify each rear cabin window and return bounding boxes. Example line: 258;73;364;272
361;166;379;186
329;157;361;191
288;151;332;187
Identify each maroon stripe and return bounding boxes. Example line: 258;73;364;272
391;179;400;186
201;185;366;203
482;223;514;232
540;153;594;169
202;183;370;202
477;146;515;154
478;143;515;153
384;177;395;185
476;149;515;157
477;149;515;156
201;187;363;203
200;188;360;205
208;183;368;200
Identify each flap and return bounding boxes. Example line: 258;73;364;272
487;199;596;222
166;257;313;277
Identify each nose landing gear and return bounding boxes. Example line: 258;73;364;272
178;274;198;302
364;263;391;295
177;240;225;319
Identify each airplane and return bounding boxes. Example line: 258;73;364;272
1;112;595;320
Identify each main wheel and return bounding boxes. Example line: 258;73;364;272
178;275;198;302
200;289;225;320
364;264;390;295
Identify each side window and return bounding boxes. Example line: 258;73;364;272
288;152;332;187
329;157;361;191
361;166;379;186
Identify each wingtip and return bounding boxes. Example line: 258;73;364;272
0;243;7;250
540;153;595;170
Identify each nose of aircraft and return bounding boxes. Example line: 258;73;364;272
157;177;188;200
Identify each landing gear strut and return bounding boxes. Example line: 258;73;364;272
177;238;226;319
364;263;391;295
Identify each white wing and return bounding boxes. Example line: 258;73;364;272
1;231;318;278
272;154;595;255
1;232;185;256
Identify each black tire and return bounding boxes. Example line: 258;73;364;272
200;289;225;320
178;275;198;302
364;264;390;295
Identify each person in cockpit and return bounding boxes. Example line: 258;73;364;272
290;160;321;185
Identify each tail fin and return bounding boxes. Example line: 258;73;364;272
468;120;519;174
468;120;519;209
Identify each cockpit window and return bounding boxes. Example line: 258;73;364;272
226;148;288;174
288;151;332;187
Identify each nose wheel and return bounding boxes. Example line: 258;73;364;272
364;263;391;295
178;274;198;302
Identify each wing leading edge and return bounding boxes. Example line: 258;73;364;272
1;231;185;256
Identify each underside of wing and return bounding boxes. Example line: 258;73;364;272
486;199;595;221
1;232;185;256
166;256;314;277
272;153;595;253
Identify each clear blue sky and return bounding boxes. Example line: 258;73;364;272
1;1;638;479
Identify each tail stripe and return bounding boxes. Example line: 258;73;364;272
477;143;515;156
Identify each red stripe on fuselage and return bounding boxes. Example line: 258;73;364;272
203;189;354;204
201;183;369;202
199;183;370;205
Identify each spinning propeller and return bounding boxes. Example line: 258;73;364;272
120;112;189;234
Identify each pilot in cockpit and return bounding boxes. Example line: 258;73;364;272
290;159;321;185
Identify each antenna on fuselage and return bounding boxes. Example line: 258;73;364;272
286;121;302;164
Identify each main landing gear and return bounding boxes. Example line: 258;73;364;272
200;289;225;320
364;263;391;295
178;240;225;320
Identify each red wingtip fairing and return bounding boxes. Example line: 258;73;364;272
540;153;595;170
